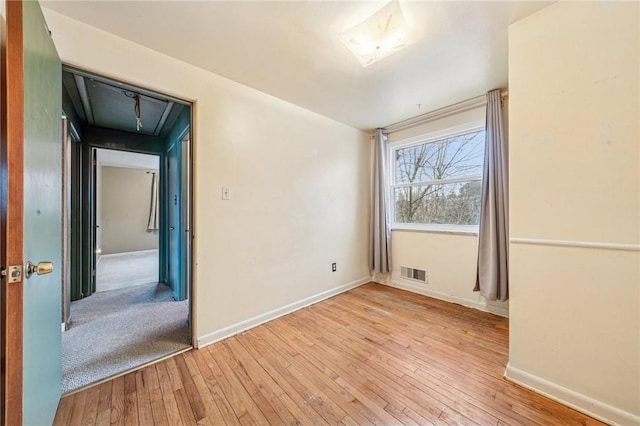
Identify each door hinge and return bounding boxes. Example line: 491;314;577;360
92;269;96;277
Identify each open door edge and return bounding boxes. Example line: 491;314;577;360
1;1;25;424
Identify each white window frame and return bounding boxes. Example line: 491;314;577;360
388;120;485;234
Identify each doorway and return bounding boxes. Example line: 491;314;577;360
61;66;194;393
94;149;159;293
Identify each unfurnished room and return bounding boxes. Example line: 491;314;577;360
0;1;638;425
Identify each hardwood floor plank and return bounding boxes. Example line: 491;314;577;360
123;372;136;396
266;319;401;425
191;349;242;426
174;353;208;421
279;308;463;425
207;343;273;424
149;387;170;426
164;356;185;393
122;388;139;426
95;408;111;426
135;369;154;426
52;393;75;426
54;283;605;426
155;360;183;425
225;336;305;425
67;387;87;426
108;375;125;426
119;372;140;426
174;387;198;425
95;380;113;421
199;345;255;422
258;326;350;424
80;385;101;426
243;330;328;425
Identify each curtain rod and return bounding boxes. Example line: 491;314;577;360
382;90;508;134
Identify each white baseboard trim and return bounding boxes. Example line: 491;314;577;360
383;278;509;318
196;276;371;349
505;363;640;426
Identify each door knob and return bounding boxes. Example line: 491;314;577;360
169;226;175;231
25;261;54;279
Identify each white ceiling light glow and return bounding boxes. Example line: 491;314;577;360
339;0;415;67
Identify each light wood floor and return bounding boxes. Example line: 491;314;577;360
54;283;603;425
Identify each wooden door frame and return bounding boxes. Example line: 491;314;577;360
1;1;25;424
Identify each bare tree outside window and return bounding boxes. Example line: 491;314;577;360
392;130;485;225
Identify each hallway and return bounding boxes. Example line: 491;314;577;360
62;254;190;394
96;249;159;292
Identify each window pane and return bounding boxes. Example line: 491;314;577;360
394;130;485;184
394;181;482;225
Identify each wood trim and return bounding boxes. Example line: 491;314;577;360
1;1;24;424
510;237;640;252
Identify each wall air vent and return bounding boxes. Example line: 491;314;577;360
400;266;427;283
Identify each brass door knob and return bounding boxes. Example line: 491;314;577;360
25;261;54;279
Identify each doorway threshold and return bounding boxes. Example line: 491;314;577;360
62;282;190;394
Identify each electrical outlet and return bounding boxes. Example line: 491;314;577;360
331;263;337;272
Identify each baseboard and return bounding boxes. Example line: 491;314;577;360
383;278;509;317
196;276;371;349
505;363;640;426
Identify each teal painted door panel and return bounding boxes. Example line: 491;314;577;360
167;142;181;300
22;1;63;424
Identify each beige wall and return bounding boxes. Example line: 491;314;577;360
508;1;639;424
42;9;371;346
380;105;509;316
99;166;158;255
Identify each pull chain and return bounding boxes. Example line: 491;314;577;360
134;95;142;131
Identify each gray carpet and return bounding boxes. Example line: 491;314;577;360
96;250;159;292
62;282;190;394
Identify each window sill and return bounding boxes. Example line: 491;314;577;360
391;225;478;236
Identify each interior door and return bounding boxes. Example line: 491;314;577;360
2;1;62;424
180;132;191;301
167;141;181;300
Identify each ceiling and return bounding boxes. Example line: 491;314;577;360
63;68;187;136
44;1;551;131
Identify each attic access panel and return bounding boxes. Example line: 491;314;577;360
62;67;188;137
85;79;169;136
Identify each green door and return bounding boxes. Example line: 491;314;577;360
22;1;62;424
167;141;181;300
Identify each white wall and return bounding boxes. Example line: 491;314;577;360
508;2;639;424
379;105;509;317
41;9;371;346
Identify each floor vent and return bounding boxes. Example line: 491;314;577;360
400;266;427;283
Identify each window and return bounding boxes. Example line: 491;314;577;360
389;123;485;232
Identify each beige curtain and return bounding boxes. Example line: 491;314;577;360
147;172;159;232
474;89;509;301
370;129;391;273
